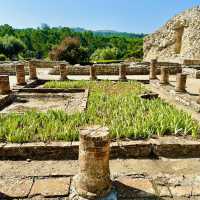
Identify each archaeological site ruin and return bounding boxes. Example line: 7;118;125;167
144;6;200;62
1;4;200;200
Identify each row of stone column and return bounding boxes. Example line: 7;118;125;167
59;63;128;81
0;62;37;95
90;64;127;81
149;59;187;93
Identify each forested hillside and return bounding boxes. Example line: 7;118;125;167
0;24;144;63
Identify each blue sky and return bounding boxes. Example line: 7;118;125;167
0;0;199;33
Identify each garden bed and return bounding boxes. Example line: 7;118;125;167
0;80;199;143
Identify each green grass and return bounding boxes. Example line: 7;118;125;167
0;80;199;143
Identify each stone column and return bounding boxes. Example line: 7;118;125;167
16;64;26;85
90;65;97;80
175;73;187;93
119;64;127;81
72;126;111;199
59;63;68;80
29;61;37;80
160;67;169;85
149;59;157;80
0;75;11;94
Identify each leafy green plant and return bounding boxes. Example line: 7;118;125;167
0;80;199;143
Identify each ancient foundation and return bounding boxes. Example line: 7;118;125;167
59;64;68;81
90;66;97;80
71;126;112;200
0;75;10;95
160;67;169;85
29;61;38;80
149;59;157;80
119;64;127;81
16;64;26;85
175;73;187;93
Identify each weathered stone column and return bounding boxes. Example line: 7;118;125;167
149;59;157;80
119;64;127;81
175;73;187;92
16;64;26;85
29;61;37;80
0;75;11;94
71;126;112;199
160;67;169;85
90;65;97;80
59;63;68;80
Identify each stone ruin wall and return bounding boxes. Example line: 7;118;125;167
0;61;182;76
144;6;200;63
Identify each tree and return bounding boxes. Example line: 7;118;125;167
90;47;119;61
0;35;25;59
49;37;89;64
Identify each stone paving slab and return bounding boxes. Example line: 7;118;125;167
0;159;200;199
29;177;71;198
0;178;33;198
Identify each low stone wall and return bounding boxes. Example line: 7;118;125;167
0;60;182;76
183;59;200;65
49;64;182;76
0;136;199;160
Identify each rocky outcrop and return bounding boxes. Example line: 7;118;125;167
144;6;200;62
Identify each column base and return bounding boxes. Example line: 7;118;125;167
16;82;27;86
60;77;69;81
175;89;187;93
119;77;127;82
149;77;157;80
29;77;38;81
70;175;113;200
159;82;169;85
70;176;116;200
89;77;98;81
0;90;11;95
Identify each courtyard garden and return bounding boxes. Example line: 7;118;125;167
0;80;199;143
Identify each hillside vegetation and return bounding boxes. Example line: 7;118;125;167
0;24;144;63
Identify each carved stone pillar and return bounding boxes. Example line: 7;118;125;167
29;61;37;80
119;64;127;81
90;65;97;80
160;67;169;85
149;59;157;80
16;64;26;85
0;75;11;94
175;73;187;92
72;126;112;199
59;63;68;80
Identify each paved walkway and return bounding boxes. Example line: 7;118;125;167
1;159;200;199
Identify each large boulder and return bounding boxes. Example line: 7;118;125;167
144;6;200;62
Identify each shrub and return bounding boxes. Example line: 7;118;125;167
90;47;119;61
49;37;89;64
0;54;7;61
0;35;25;59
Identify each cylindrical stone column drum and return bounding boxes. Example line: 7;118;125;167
16;64;26;85
175;73;187;92
73;126;111;199
160;67;169;85
0;75;10;94
149;59;157;80
59;64;68;80
119;64;127;81
90;65;97;80
29;61;37;80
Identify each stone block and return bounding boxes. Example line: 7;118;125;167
29;177;71;197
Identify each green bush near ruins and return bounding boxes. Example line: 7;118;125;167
0;81;199;143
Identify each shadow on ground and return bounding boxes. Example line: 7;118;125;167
0;192;12;200
114;181;164;200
